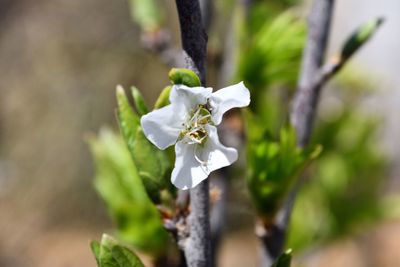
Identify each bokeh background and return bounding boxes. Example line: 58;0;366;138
1;0;400;266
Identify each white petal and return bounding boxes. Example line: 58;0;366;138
140;104;184;150
170;84;212;111
171;141;208;190
171;126;238;190
209;81;250;125
199;125;238;173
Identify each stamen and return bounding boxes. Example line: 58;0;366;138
180;105;212;145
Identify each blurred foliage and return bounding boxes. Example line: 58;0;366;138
238;11;305;94
288;100;388;250
236;0;393;253
91;234;146;267
128;0;163;32
246;115;321;220
237;11;305;134
88;128;169;255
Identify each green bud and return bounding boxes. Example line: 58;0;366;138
168;68;201;87
131;86;149;115
341;17;384;60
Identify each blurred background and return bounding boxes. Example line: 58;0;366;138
0;0;399;266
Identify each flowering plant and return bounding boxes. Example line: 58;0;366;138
141;82;250;189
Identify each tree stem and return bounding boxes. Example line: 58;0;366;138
291;0;335;147
175;1;210;266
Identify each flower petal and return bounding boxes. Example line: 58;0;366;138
170;84;212;111
199;125;238;173
171;126;238;190
140;104;184;150
209;81;250;125
171;141;208;190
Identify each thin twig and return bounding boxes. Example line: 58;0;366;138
260;6;383;267
290;0;335;148
175;1;210;267
258;0;336;265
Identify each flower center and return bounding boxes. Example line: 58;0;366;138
180;104;212;146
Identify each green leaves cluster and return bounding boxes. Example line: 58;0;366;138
91;234;146;267
236;11;306;134
246;112;321;220
89;129;169;254
116;86;171;204
237;12;305;97
288;109;388;250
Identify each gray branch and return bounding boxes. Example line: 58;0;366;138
290;0;335;148
175;1;210;267
258;1;336;265
261;4;384;267
175;0;208;84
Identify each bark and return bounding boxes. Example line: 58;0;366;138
290;0;335;147
175;1;210;266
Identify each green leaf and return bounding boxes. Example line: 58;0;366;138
154;86;171;109
116;86;140;153
88;130;169;254
116;86;171;203
91;241;101;265
91;234;146;267
131;87;149;116
131;127;171;203
341;17;384;60
271;249;292;267
237;12;305;94
168;68;201;87
246;115;322;220
112;246;146;267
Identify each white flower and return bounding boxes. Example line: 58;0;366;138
140;82;250;190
